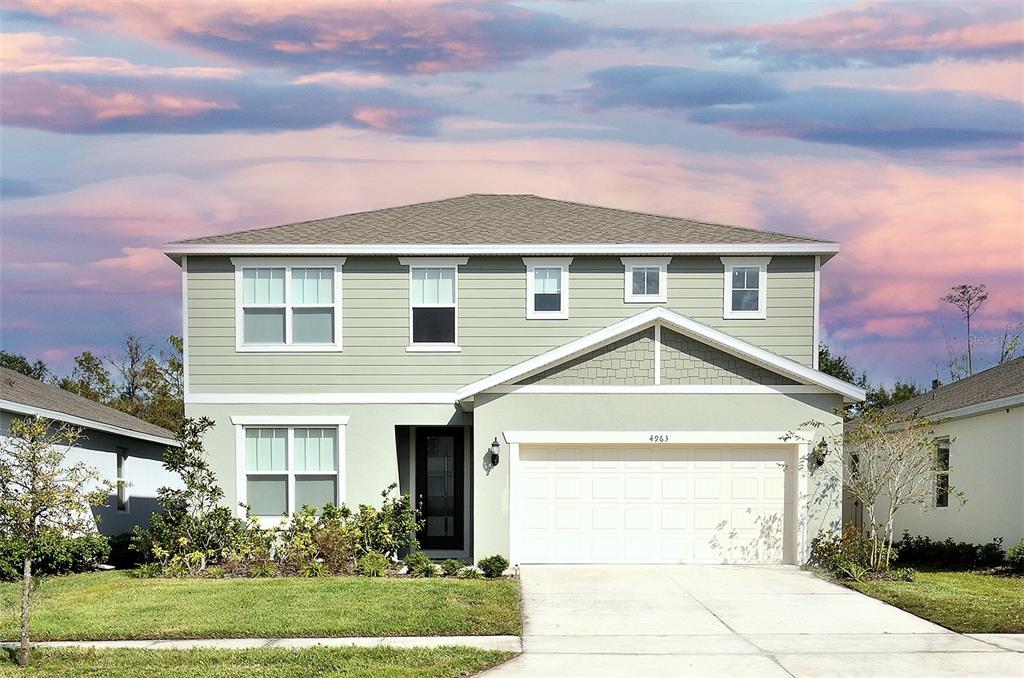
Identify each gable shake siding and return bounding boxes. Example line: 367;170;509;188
518;329;656;386
186;255;815;393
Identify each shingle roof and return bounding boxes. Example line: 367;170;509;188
0;367;178;443
892;357;1024;418
172;194;833;248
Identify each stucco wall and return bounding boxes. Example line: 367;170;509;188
861;406;1023;545
0;411;178;536
470;392;845;562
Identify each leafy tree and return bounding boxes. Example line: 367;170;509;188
817;344;917;415
0;417;111;666
0;352;50;381
138;417;241;574
57;351;116;403
941;283;988;375
818;344;867;386
863;380;921;412
137;336;184;432
795;409;961;571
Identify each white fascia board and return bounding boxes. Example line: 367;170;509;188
0;399;180;447
187;392;457;404
456;307;866;402
485;384;832;395
928;393;1024;421
165;242;840;258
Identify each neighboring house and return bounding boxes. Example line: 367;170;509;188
844;358;1023;545
164;194;864;565
0;367;180;536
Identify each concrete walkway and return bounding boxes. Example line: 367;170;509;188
0;635;521;652
481;565;1023;677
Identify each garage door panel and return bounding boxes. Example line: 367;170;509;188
518;445;792;564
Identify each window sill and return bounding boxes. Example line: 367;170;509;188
236;344;343;353
525;312;569;320
406;344;462;353
722;311;766;320
625;295;667;304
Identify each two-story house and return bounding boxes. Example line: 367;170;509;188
164;194;864;565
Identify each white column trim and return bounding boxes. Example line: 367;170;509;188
813;255;821;370
653;324;661;385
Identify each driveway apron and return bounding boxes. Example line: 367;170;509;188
482;565;1023;677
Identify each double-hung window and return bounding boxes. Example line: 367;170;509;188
232;258;344;351
233;416;348;521
721;257;770;319
621;257;669;303
935;439;950;508
400;258;467;351
524;257;571;319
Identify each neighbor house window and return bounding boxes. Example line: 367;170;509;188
621;257;669;303
233;417;348;520
399;258;467;351
116;448;128;512
721;257;770;319
935;439;950;508
524;257;571;319
231;257;344;352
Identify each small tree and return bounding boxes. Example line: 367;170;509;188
795;409;961;570
140;417;240;574
941;283;988;375
0;417;111;666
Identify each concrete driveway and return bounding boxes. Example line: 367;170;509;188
483;565;1023;677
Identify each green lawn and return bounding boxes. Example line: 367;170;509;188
850;570;1024;633
0;646;514;677
0;572;521;641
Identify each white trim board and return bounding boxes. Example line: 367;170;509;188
456;307;866;403
166;243;840;258
502;430;815;445
485;384;833;395
187;392;458;405
925;393;1024;422
0;399;180;447
230;415;350;426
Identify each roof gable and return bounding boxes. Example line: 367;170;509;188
165;194;837;257
456;307;866;402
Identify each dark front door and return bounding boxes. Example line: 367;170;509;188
415;427;464;550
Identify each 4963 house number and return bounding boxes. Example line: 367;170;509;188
648;434;670;443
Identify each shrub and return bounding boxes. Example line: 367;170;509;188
457;567;483;579
808;525;877;578
404;551;436;577
357;551;389;577
347;484;421;560
249;561;277;578
441;559;464;577
890;567;915;582
301;562;326;578
478;554;509;579
1007;538;1024;572
107;532;143;569
127;563;160;579
205;566;226;579
894;532;1006;570
0;531;110;581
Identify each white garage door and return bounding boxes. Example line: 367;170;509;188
516;445;792;564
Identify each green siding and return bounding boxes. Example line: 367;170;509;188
517;329;655;386
660;328;799;386
186;255;815;392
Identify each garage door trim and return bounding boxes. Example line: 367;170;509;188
504;430;814;565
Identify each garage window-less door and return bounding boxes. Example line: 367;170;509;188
516;445;792;564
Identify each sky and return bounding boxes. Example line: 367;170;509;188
1;0;1022;387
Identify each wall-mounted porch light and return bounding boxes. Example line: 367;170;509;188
489;437;501;466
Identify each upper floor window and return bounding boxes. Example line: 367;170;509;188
621;257;669;303
721;257;770;320
524;257;571;319
400;257;467;352
935;439;950;508
231;257;345;352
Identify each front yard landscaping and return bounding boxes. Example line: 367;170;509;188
849;570;1024;633
0;571;521;641
0;646;515;677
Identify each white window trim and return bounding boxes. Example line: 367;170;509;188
721;256;770;320
523;257;572;320
231;257;345;352
115;447;129;514
934;438;951;509
232;416;348;524
399;257;468;352
621;257;670;303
